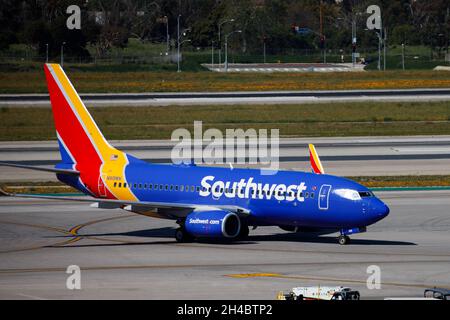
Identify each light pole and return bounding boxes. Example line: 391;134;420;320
224;30;241;72
337;13;360;67
401;43;405;70
263;40;266;64
45;43;49;63
164;16;170;54
351;12;362;67
61;42;65;68
383;27;387;71
177;15;181;72
177;39;191;72
377;15;383;71
218;18;234;68
211;40;215;69
351;20;355;67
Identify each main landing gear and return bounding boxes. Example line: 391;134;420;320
237;224;250;240
175;227;193;243
338;234;351;245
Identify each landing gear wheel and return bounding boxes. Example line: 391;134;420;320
338;235;350;245
175;228;193;243
237;224;250;240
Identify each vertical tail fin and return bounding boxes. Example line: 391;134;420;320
44;63;115;166
309;144;325;174
44;64;135;200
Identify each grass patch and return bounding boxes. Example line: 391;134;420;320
0;69;449;94
0;181;78;194
1;102;449;141
351;175;450;188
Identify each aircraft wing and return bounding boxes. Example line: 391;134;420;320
0;188;250;219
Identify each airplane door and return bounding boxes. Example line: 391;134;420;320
318;184;331;210
98;175;107;197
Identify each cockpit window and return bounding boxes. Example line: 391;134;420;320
334;189;361;201
358;191;374;198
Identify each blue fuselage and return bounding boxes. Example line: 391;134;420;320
113;155;390;230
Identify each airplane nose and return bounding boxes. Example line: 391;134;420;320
374;200;390;220
364;198;389;225
379;203;390;218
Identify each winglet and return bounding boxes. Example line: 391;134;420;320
308;144;325;174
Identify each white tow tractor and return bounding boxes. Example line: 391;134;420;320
277;286;360;301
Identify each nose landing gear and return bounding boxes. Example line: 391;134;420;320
338;235;351;245
338;227;366;245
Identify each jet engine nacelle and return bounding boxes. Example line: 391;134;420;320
185;210;241;238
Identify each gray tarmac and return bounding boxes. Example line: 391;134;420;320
1;88;450;106
0;190;449;300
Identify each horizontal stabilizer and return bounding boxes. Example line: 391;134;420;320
0;162;79;175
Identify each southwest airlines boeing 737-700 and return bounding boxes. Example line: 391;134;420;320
0;64;389;245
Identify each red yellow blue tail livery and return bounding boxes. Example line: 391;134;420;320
0;64;389;245
309;144;325;174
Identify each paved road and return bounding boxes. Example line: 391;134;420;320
203;62;366;73
1;136;450;181
0;190;449;299
2;88;450;106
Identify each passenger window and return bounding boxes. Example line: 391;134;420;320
170;185;174;191
175;185;179;191
139;183;142;189
191;186;195;192
165;185;168;190
305;192;309;198
118;183;122;188
114;182;117;187
160;184;163;190
134;183;137;189
311;192;315;199
180;185;184;191
149;184;152;190
124;183;127;188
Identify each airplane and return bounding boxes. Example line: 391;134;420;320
0;63;389;245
